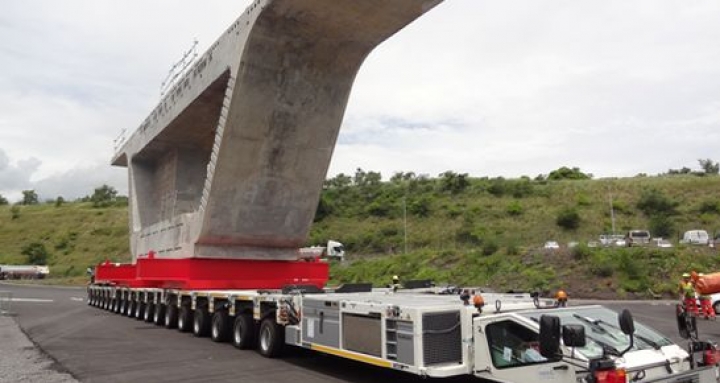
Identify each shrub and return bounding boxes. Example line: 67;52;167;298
649;214;675;238
506;201;523;216
636;188;678;216
556;208;580;230
10;206;20;220
21;242;50;265
699;200;720;215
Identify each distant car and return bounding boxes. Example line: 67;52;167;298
544;241;560;250
711;293;720;314
680;230;710;246
626;230;651;246
652;238;673;248
599;234;626;247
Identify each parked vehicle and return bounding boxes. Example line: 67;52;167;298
681;230;710;246
653;238;673;248
0;265;50;280
599;234;626;247
299;240;345;260
626;230;651;246
544;241;560;250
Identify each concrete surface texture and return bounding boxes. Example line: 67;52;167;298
112;0;443;262
0;315;78;382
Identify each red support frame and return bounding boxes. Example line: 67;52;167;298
94;257;329;290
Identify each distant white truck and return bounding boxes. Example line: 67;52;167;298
681;230;710;246
299;240;345;261
0;265;50;280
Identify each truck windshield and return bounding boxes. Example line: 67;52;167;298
520;307;673;359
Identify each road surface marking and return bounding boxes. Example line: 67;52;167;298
70;297;84;302
10;298;54;303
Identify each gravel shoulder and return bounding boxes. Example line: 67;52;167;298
0;315;78;383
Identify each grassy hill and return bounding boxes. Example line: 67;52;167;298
2;173;720;298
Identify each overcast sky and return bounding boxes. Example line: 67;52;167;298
1;1;719;202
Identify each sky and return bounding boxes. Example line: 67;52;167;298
1;0;719;202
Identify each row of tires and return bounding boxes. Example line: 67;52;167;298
86;290;285;357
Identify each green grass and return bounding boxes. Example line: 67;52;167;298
2;174;720;298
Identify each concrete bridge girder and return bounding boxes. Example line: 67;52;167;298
113;0;443;261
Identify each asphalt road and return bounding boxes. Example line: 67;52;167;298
2;282;720;383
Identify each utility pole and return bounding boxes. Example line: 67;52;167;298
609;187;616;235
403;196;408;254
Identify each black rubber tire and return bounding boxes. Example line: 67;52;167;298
257;317;284;358
178;305;193;333
211;311;231;343
154;304;166;326
714;301;720;315
135;302;146;320
144;303;155;322
129;301;138;317
193;308;211;337
123;299;131;316
165;304;178;329
232;313;256;349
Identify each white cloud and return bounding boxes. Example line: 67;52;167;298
0;0;719;202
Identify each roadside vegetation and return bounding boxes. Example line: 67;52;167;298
2;162;720;298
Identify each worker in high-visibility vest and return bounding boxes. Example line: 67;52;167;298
679;273;699;316
697;273;716;320
555;289;568;307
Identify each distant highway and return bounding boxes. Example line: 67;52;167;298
2;283;720;383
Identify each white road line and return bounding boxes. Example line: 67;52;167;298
70;297;84;302
10;298;54;303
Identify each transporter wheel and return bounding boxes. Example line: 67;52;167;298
232;313;256;349
193;307;211;337
135;302;146;320
164;304;178;329
154;304;166;326
258;317;284;358
114;297;123;314
178;305;193;332
211;310;231;343
714;301;720;315
144;302;155;322
122;299;131;316
129;301;138;318
87;289;93;306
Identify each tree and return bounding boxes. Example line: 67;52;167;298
55;196;65;207
0;194;7;205
548;167;592;181
91;184;118;208
438;171;470;194
21;242;50;265
21;190;38;205
698;158;719;175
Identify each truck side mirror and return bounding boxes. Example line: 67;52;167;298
618;309;636;356
539;315;562;359
619;309;635;335
562;324;586;348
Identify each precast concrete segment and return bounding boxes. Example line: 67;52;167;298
114;0;443;262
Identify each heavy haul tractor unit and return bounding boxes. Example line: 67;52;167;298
86;284;720;383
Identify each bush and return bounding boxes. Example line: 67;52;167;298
636;189;678;216
21;242;50;265
649;215;675;238
10;206;20;220
482;240;499;256
556;208;580;230
506;201;523;216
